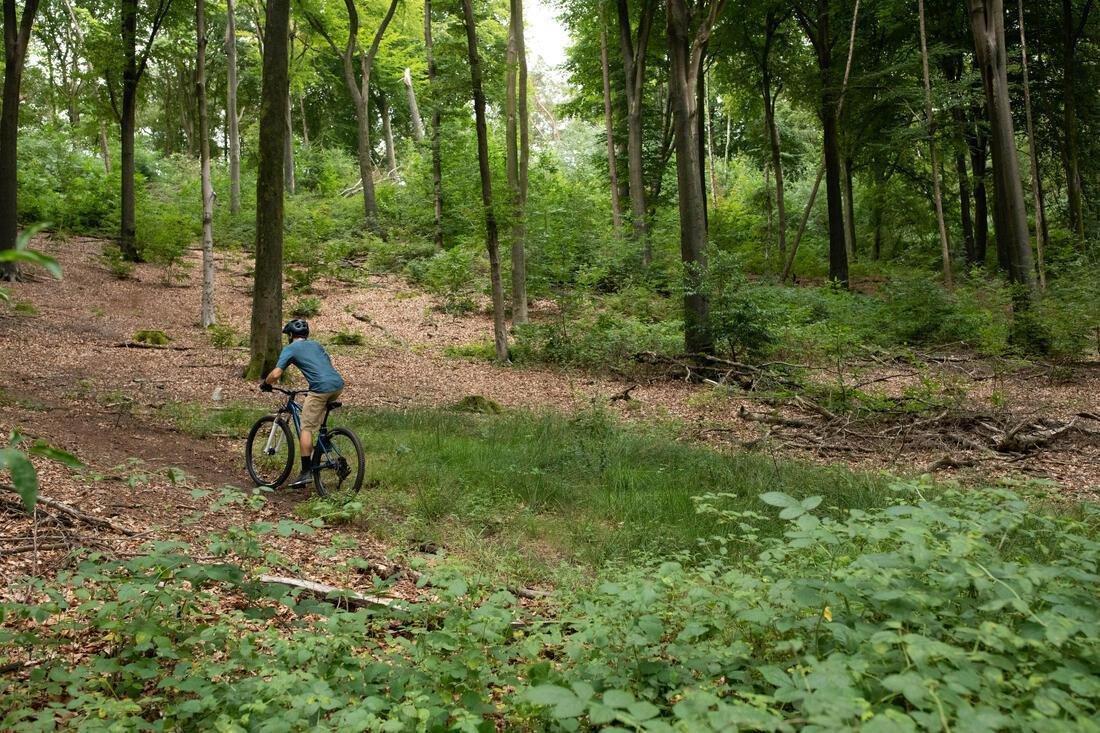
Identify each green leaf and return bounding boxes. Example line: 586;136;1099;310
0;448;39;511
800;495;823;510
626;701;660;721
524;685;585;719
882;672;928;707
778;505;805;520
759;492;798;508
603;690;635;709
28;441;82;469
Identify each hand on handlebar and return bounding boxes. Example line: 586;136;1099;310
259;381;273;392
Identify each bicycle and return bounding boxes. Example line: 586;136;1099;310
245;386;365;496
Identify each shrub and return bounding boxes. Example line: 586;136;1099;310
207;323;240;349
406;245;480;313
331;330;364;346
133;329;170;345
290;297;321;318
100;245;134;280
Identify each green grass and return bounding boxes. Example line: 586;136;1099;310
164;399;894;581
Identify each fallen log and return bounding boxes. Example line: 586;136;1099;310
258;574;404;611
737;406;815;429
0;486;138;536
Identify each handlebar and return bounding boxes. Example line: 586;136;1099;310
263;386;310;397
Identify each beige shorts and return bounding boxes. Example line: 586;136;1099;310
300;390;342;435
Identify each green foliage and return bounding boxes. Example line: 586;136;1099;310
0;226;61;302
406;244;482;313
0;432;81;511
290;296;322;318
206;323;241;349
133;329;170;345
160;401;265;440
2;485;1095;730
330;330;365;346
16;125;117;232
99;244;134;280
451;395;503;414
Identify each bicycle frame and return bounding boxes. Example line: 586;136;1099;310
263;389;338;462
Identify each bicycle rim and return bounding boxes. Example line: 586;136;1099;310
246;416;294;487
314;428;364;496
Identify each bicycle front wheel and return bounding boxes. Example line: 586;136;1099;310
313;427;365;497
245;415;295;487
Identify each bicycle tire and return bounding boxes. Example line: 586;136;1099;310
245;415;295;487
313;427;365;497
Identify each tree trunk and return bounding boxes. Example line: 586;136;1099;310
0;0;41;277
951;108;975;264
245;0;289;380
762;79;786;256
284;93;295;194
98;120;111;174
226;0;241;215
1018;0;1045;288
461;0;508;361
120;0;140;261
1061;0;1085;241
842;155;857;261
196;0;216;327
616;0;655;263
966;115;989;266
380;90;397;175
918;0;953;288
667;0;724;355
505;0;529;325
403;68;424;142
600;24;624;234
968;0;1034;290
299;94;309;145
424;0;443;249
706;72;717;205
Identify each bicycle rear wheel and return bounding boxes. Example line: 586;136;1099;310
245;415;295;487
313;427;365;497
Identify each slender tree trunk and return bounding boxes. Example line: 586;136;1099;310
968;0;1034;289
842;155;857;261
461;0;508;361
120;0;140;260
196;0;216;327
0;0;41;277
403;68;424;141
284;93;295;194
667;0;724;355
98;120;111;174
380;91;397;175
505;0;529;324
1061;0;1085;241
226;0;241;215
919;0;953;288
245;0;289;380
706;72;718;205
781;166;824;282
1018;0;1045;288
762;81;786;256
616;0;655;263
951;107;975;263
600;24;623;234
966;115;989;265
872;170;885;260
299;94;309;145
424;0;443;249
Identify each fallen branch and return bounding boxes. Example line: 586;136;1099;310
0;486;138;536
737;406;815;429
258;574;404;611
925;455;977;473
609;385;639;403
112;342;192;352
0;541;73;556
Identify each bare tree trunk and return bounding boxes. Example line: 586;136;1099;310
461;0;508;361
380;90;397;175
403;68;424;142
1061;0;1088;242
304;0;399;236
951;107;975;263
919;0;953;288
706;71;718;205
968;0;1035;290
246;0;289;380
196;0;216;327
1017;0;1045;288
226;0;241;215
781;166;824;282
299;94;309;145
505;0;529;324
667;0;725;355
98;120;111;174
842;155;857;261
966;114;989;265
762;78;786;257
284;92;295;194
424;0;443;249
600;23;623;234
616;0;656;263
0;0;41;277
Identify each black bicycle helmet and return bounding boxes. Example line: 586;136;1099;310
282;319;310;340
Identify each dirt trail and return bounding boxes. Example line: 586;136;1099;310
0;236;1097;590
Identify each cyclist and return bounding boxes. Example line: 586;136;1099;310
260;319;345;487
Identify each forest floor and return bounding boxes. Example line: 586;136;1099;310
1;236;1098;599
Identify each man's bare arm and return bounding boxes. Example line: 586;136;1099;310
264;367;284;385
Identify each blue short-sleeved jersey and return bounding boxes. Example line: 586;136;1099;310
276;339;345;393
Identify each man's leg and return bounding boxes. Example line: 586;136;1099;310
290;394;326;486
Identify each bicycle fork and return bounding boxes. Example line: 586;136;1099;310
264;416;286;456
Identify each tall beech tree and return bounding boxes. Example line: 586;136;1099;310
246;0;290;380
226;0;241;215
0;0;41;279
506;0;530;324
967;0;1034;289
196;0;215;327
114;0;175;262
599;17;624;233
424;0;444;249
616;0;657;263
918;0;952;288
1060;0;1093;242
461;0;508;361
306;0;401;236
667;0;726;354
